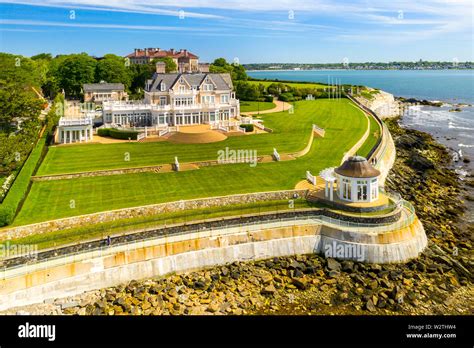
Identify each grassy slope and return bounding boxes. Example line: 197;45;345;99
358;113;381;158
14;99;367;225
240;101;276;113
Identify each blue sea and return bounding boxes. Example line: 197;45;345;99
248;69;474;174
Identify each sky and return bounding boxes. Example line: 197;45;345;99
0;0;473;63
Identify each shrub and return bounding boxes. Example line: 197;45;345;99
278;92;295;102
98;128;139;140
0;135;47;226
97;128;110;137
240;124;254;132
264;95;274;103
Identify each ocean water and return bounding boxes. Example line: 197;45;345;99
248;69;474;103
248;69;474;174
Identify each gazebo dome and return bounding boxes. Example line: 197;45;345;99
335;156;380;178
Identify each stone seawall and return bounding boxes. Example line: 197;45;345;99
0;190;308;240
0;215;427;310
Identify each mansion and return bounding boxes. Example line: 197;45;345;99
126;48;209;73
102;64;239;128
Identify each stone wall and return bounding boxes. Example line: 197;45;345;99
32;165;166;181
0;189;308;240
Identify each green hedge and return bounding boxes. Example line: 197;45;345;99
264;95;274;103
240;124;254;132
0;135;47;226
98;128;139;140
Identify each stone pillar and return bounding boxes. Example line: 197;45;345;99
325;181;328;198
329;181;334;201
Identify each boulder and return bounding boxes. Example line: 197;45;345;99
261;284;277;295
327;258;341;271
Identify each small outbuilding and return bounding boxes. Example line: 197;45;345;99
334;156;381;203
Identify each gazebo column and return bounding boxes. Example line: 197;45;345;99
329;181;334;201
325;181;329;198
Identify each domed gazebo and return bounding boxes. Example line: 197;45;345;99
334;156;381;203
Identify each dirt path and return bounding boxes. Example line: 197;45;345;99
241;99;293;116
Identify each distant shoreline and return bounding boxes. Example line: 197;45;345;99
246;68;474;72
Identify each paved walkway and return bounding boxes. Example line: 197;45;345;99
241;99;293;116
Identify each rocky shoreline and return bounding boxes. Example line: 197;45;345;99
3;118;473;316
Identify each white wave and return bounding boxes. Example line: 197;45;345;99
459;144;474;148
448;124;474;130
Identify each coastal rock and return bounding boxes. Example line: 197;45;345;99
327;258;341;271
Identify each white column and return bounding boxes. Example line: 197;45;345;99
330;181;334;201
325;181;328;198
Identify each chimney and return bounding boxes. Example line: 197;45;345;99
144;48;148;56
156;61;166;74
170;48;175;55
184;49;188;57
134;48;138;55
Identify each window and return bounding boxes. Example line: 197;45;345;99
220;94;229;103
201;96;215;104
203;84;213;91
342;178;351;200
179;85;186;93
160;96;167;106
160;83;166;91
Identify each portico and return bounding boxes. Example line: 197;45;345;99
57;117;94;144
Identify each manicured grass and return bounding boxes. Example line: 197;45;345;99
5;199;318;250
13;99;370;225
358;113;381;158
38;100;323;176
247;80;328;89
240;101;276;113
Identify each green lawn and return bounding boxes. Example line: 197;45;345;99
38;100;326;176
247;80;328;89
12;99;370;225
240;101;276;113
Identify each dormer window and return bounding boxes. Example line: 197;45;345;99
160;82;166;91
203;84;213;91
179;85;186;93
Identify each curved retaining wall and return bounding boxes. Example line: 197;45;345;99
0;214;427;310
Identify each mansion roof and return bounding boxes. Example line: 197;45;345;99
126;48;199;59
83;83;125;92
146;73;233;92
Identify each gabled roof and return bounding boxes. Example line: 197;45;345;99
146;73;233;92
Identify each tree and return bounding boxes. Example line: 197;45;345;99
95;54;131;88
0;81;43;131
31;53;52;61
128;63;155;99
209;58;248;82
56;54;97;98
152;57;177;73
